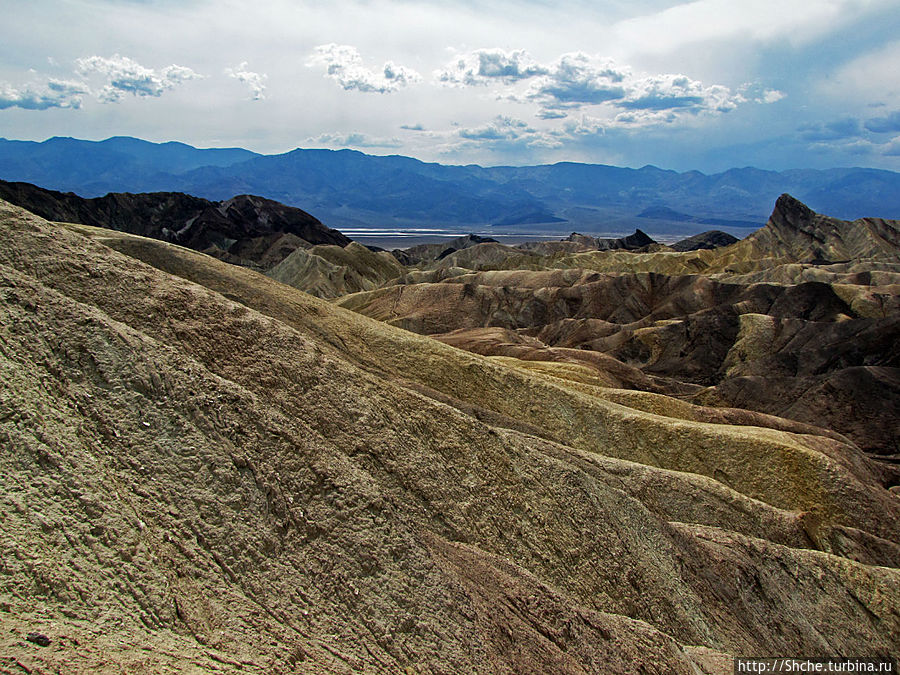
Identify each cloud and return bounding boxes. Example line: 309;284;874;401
451;115;562;151
735;83;786;105
436;49;548;86
458;115;533;141
882;136;900;156
798;117;864;142
819;40;900;107
536;109;568;120
518;52;772;122
442;50;779;125
522;53;627;109
76;54;202;102
0;78;88;110
400;123;427;131
618;75;734;113
865;110;900;133
308;44;420;94
225;62;267;101
309;131;403;148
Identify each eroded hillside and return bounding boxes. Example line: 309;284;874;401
339;195;900;457
2;197;899;672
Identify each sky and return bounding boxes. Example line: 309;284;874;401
1;0;900;172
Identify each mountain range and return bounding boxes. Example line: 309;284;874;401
2;136;900;234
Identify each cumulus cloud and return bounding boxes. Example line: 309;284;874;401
523;54;759;120
76;54;202;102
309;131;403;148
536;109;568;120
400;123;427;131
440;49;780;125
308;44;420;94
865;110;900;133
735;83;786;105
453;115;562;150
520;53;627;109
436;49;548;86
225;62;267;101
458;116;533;141
0;78;88;110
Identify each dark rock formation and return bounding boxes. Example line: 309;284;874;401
567;229;656;251
0;179;349;269
744;193;900;263
671;230;740;251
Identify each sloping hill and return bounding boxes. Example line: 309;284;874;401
268;241;406;298
2;198;899;672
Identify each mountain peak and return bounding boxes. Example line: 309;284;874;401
747;193;900;262
773;193;816;228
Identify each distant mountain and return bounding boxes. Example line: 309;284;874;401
2;136;900;233
0;136;258;196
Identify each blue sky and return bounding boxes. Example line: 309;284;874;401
1;0;899;172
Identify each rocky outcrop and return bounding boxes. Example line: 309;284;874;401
671;230;740;251
742;193;900;263
566;229;656;250
391;233;498;265
0;179;349;269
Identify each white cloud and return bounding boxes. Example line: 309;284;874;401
453;115;562;150
76;54;202;102
619;74;735;112
458;115;533;141
308;131;403;148
307;44;420;94
436;49;548;87
225;62;267;101
443;50;782;123
521;53;628;109
0;78;88;110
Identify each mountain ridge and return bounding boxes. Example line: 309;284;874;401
3;136;900;233
0;179;349;270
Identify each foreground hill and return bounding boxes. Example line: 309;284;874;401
2;198;899;672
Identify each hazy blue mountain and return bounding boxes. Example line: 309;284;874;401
0;136;259;196
1;136;899;235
